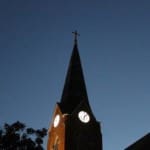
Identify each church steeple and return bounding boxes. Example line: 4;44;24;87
59;31;91;114
47;33;102;150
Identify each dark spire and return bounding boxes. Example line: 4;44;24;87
59;32;91;114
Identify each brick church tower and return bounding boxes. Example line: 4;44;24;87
47;32;102;150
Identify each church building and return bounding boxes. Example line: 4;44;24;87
125;133;150;150
47;31;103;150
46;31;150;150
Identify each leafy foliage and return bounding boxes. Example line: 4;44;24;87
0;121;47;150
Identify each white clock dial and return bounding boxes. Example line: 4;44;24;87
53;114;60;127
78;111;90;123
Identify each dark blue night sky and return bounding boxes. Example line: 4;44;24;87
0;0;150;150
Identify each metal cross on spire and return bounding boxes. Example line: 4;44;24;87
72;30;80;44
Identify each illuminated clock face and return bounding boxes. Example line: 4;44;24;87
53;114;60;127
78;111;90;123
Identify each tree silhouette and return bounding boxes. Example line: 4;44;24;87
0;121;47;150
